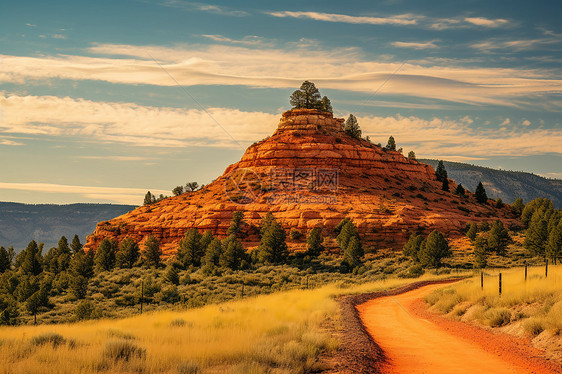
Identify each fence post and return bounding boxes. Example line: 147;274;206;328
525;262;528;281
481;271;484;289
242;283;245;297
545;259;548;278
499;273;502;296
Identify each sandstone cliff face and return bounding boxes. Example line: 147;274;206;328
85;109;519;256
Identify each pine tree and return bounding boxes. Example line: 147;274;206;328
144;191;155;205
70;250;94;279
342;236;363;270
26;291;42;323
524;216;548;258
386;136;396;151
407;151;416;160
226;211;245;237
473;235;488;269
257;220;288;264
546;222;562;264
177;229;203;268
455;184;465;196
259;212;276;238
418;231;451;268
487;220;511;255
289;81;322;109
475;182;488;204
94;238;116;273
521;198;552;227
142;235;161;268
199;230;214;252
185;182;199;192
56;236;71;273
203;238;223;272
70;235;83;255
336;220;360;252
466;223;478;241
306;227;324;257
115;237;139;268
70;275;88;299
511;198;525;217
435;160;447;182
344;114;361;139
442;178;450;192
0;246;11;273
21;240;43;276
403;233;424;262
220;235;246;270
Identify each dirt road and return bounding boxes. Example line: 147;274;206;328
357;283;559;374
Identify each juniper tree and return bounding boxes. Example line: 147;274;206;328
407;151;416;160
344;114;361;139
165;266;180;285
487;220;511;255
185;182;199;192
342;236;363;270
144;191;155;205
172;186;184;196
226;211;245;237
202;238;223;273
220;234;246;270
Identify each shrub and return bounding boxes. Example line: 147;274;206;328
177;361;201;374
289;229;303;241
524;318;545;336
75;300;100;321
103;340;145;361
31;332;66;347
485;308;511;327
170;318;187;327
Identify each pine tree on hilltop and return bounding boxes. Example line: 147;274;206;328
321;96;333;113
408;151;416;160
70;235;83;255
344;114;361;139
289;81;322;109
475;182;488;204
455;184;465;196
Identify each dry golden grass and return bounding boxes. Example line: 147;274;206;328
427;265;562;334
0;273;458;373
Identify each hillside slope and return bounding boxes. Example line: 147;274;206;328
0;202;135;250
421;159;562;208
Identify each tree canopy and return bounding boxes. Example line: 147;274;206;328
344;114;361;139
289;81;332;113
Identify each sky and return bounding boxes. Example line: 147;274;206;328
0;0;561;205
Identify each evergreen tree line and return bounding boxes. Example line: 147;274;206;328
465;220;512;268
520;198;562;263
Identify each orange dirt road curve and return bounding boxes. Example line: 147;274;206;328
357;283;559;374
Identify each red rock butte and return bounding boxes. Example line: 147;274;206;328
85;108;519;256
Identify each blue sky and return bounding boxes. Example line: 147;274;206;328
0;0;561;204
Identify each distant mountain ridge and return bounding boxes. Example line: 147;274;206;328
0;202;136;251
420;159;562;208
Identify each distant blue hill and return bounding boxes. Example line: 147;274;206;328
0;202;136;251
421;159;562;208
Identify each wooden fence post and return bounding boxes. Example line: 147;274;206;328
481;271;484;289
525;263;528;281
499;273;502;296
545;259;548;278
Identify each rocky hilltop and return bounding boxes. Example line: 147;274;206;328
85;108;519;256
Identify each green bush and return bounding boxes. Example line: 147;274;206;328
485;308;511;327
31;332;66;347
103;340;145;361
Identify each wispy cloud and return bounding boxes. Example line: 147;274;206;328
267;11;419;25
0;182;168;205
78;155;148;161
1;94;560;160
390;40;438;49
472;37;561;51
158;1;249;16
464;17;509;28
200;34;273;46
0;94;278;148
2;43;561;108
0;138;24;146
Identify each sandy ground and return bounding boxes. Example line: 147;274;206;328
358;283;561;374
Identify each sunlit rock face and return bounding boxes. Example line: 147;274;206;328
85;109;519;256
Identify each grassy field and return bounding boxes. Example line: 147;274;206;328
426;264;562;335
0;273;460;374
